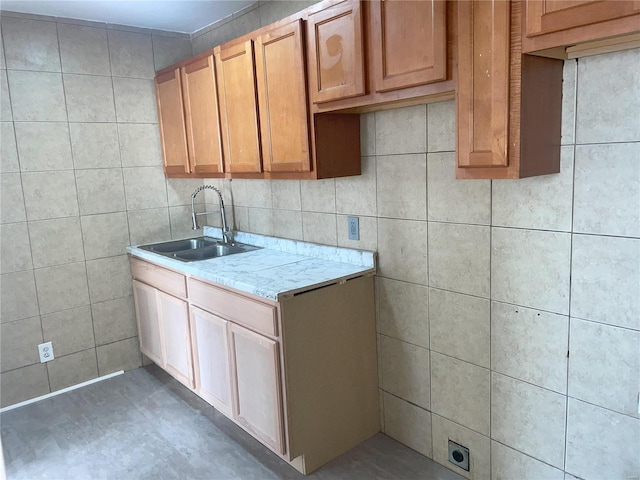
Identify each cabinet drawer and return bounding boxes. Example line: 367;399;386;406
188;278;277;337
130;257;187;299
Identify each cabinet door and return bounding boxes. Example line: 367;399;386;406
132;280;164;366
370;0;446;92
457;0;510;169
229;323;285;455
157;290;193;389
307;0;365;103
182;55;224;176
190;307;234;417
525;0;640;37
255;20;311;173
155;68;190;175
215;41;262;174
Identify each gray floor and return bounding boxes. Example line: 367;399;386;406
2;365;463;480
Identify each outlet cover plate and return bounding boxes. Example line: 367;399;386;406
448;440;469;471
38;341;54;363
347;216;359;241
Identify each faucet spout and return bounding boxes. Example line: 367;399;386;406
190;185;233;244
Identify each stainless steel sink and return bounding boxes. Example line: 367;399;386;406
139;237;260;262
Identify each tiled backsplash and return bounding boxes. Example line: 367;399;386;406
0;12;199;406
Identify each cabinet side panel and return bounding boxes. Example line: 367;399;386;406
314;113;361;178
281;276;378;473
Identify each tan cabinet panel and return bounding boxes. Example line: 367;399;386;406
157;290;193;389
155;68;190;175
132;279;164;366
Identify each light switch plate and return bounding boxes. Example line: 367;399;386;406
348;216;359;241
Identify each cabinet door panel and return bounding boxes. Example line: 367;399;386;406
526;0;640;37
132;280;164;366
307;0;365;103
457;0;510;168
256;20;311;173
371;0;446;92
230;323;285;455
190;307;234;417
182;56;224;175
155;68;190;175
158;290;193;389
215;41;262;174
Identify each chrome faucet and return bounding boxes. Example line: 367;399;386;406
191;185;233;244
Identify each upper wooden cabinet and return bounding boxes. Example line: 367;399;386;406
255;20;311;173
215;40;263;175
370;0;447;92
456;0;563;179
307;0;366;103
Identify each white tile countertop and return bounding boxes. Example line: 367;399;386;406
126;227;377;302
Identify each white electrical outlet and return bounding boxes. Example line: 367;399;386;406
38;342;54;363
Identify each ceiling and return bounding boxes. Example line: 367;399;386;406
0;0;256;34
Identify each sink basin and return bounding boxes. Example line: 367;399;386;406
138;237;260;262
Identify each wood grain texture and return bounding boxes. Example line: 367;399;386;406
132;279;164;366
130;257;187;299
255;20;311;173
157;290;193;389
155;68;190;175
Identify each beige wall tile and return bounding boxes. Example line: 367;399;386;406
271;180;301;211
576;48;640;143
28;217;85;268
203;178;233;205
127;208;171;245
491;227;571;315
123;167;168;210
81;212;130;260
300;179;335;213
377;277;429;348
0;223;33;274
383;392;432;458
376;105;426;155
96;337;141;375
336;214;377;251
272;209;303;241
376;154;427;220
113;77;157;123
227;9;260;38
0;271;39;322
22;171;79;221
571;234;639;330
491;441;564;480
91;296;137;346
573;143;640;237
336;157;376;216
427;100;455;153
491;373;566;469
47;348;98;391
1;70;12;121
492;147;574;232
429;222;490;298
561;60;577;145
377;217;427;285
259;1;300;26
69;123;121;169
1;17;60;71
431;352;490;435
152;35;192;70
432;414;490;480
41;306;95;357
232;205;250;232
191;31;212;55
118;124;163;167
86;255;132;303
0;363;49;407
380;335;430;409
58;24;110;75
76;168;126;215
360;112;375;156
429;288;490;368
108;30;154;78
169;205;201;239
1;122;19;172
301;211;335;245
1;173;26;224
0;316;42;372
565;398;640;480
34;262;90;315
247;207;273;236
491;302;568;394
166;178;204;206
427;152;490;225
63;74;116;122
568;319;639;418
8;71;66;121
